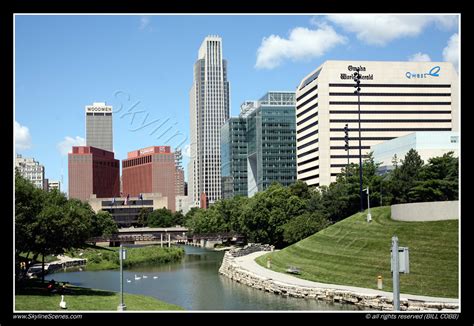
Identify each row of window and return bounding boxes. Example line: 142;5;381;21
298;120;318;134
297;138;319;150
123;155;152;168
329;119;452;123
296;84;318;102
330;110;452;114
330;101;452;105
298;155;319;166
297;147;319;159
297;129;318;143
330;128;452;132
297;102;318;119
329;83;451;88
297;112;319;126
298;165;319;175
296;93;318;110
299;174;319;181
329;92;451;96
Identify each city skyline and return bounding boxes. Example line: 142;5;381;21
14;14;460;194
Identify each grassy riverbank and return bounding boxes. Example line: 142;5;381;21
66;244;185;271
256;206;458;298
15;279;184;311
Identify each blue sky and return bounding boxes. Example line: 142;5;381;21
14;14;460;194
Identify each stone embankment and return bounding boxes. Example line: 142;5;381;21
218;244;458;311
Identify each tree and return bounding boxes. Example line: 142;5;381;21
147;208;174;227
283;212;332;244
136;207;151;227
91;210;118;237
409;152;459;202
388;149;425;203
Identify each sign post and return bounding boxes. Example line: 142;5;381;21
391;236;410;311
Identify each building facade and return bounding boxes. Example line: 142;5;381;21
15;154;46;190
295;61;459;187
371;131;460;174
68;146;120;201
189;35;230;207
221;92;297;198
122;146;179;212
221;116;248;199
85;102;113;152
48;180;61;192
88;193;168;227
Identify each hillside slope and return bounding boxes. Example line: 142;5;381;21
256;206;458;298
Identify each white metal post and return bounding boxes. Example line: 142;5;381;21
392;236;400;311
117;245;126;311
366;187;372;222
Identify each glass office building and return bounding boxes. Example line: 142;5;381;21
221;92;297;198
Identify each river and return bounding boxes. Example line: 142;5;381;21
45;245;359;311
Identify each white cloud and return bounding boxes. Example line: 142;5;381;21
15;121;32;150
255;23;346;69
408;52;431;62
139;16;152;30
57;136;85;156
443;33;459;72
326;14;458;46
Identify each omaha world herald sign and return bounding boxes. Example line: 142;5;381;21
340;65;374;80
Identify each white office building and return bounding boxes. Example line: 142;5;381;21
189;35;230;206
15;154;46;190
85;102;113;152
295;61;459;187
371;131;459;174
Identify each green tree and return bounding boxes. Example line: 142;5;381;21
283;212;332;244
409;152;459;202
388;149;425;203
136;207;151;227
91;210;118;237
147;208;174;227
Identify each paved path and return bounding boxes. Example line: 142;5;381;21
235;251;459;304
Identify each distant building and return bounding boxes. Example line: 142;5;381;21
295;60;459;187
175;195;193;215
15;154;46;190
221;116;248;199
85;102;113;152
88;193;168;227
122;146;180;212
372;131;460;174
48;180;61;192
68;146;120;201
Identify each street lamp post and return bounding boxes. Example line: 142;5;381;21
117;245;127;311
354;68;363;212
363;187;372;222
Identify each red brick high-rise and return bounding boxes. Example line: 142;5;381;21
68;146;120;201
122;146;179;212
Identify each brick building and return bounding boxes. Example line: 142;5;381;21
68;146;120;201
122;146;180;212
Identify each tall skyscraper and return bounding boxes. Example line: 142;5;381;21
189;35;230;206
85;102;113;152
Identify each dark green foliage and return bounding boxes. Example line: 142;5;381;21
185;150;458;247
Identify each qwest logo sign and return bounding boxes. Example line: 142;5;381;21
405;66;440;79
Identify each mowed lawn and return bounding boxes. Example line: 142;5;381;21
256;206;458;298
15;280;184;311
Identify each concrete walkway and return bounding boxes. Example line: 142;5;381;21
235;251;459;304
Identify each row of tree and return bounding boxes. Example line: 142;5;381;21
184;150;458;248
15;170;117;282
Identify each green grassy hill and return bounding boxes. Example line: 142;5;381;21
256;206;458;298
